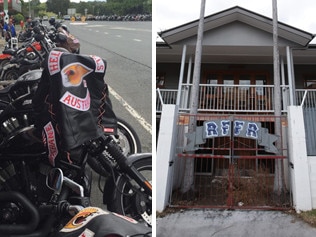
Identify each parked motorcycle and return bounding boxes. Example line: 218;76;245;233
0;25;61;81
0;36;33;70
0;69;141;155
0;69;152;229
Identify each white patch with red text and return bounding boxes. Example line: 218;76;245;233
90;55;105;73
79;228;95;237
43;122;58;166
60;90;91;111
48;51;63;75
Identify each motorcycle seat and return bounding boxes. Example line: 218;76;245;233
2;48;16;55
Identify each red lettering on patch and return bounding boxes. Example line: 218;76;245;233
48;51;63;75
90;55;105;73
44;122;58;166
60;90;91;111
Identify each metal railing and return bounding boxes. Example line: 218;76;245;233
157;84;291;113
296;89;316;107
156;88;178;112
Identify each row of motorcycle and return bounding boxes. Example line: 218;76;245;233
0;21;59;81
0;20;152;236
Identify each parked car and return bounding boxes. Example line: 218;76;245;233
63;15;71;20
43;16;48;21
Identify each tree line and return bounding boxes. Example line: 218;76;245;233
16;0;151;19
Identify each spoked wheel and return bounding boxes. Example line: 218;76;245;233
113;118;142;156
3;69;19;81
0;60;10;81
0;59;10;69
107;156;152;226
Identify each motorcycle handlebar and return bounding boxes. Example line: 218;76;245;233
38;201;83;217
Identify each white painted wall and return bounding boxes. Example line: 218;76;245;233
156;105;179;212
308;157;316;208
287;106;312;211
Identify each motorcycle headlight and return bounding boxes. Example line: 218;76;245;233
34;32;45;42
26;52;36;60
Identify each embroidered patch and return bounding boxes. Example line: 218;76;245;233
90;55;105;73
43;122;58;166
60;207;109;232
61;63;92;87
60;90;91;111
48;51;63;75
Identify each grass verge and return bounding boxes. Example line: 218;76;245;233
297;209;316;227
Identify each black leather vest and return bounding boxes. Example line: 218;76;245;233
46;50;107;150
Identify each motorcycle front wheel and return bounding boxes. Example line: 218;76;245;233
114;118;142;156
107;156;152;226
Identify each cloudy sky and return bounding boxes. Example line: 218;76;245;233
155;0;316;35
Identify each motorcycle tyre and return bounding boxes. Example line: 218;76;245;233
107;156;152;225
115;118;142;156
0;59;9;69
3;69;20;81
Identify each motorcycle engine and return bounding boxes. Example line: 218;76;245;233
0;202;22;224
0;114;45;153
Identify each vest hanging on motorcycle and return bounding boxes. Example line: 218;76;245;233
45;50;117;153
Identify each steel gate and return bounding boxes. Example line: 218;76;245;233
170;114;291;210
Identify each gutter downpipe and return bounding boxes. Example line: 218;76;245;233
280;57;287;110
176;45;187;106
286;46;295;105
184;56;193;109
186;56;192;84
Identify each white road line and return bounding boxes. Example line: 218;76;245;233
108;86;152;134
116;35;121;38
70;22;88;26
134;39;142;42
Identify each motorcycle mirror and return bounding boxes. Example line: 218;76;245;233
46;168;64;194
